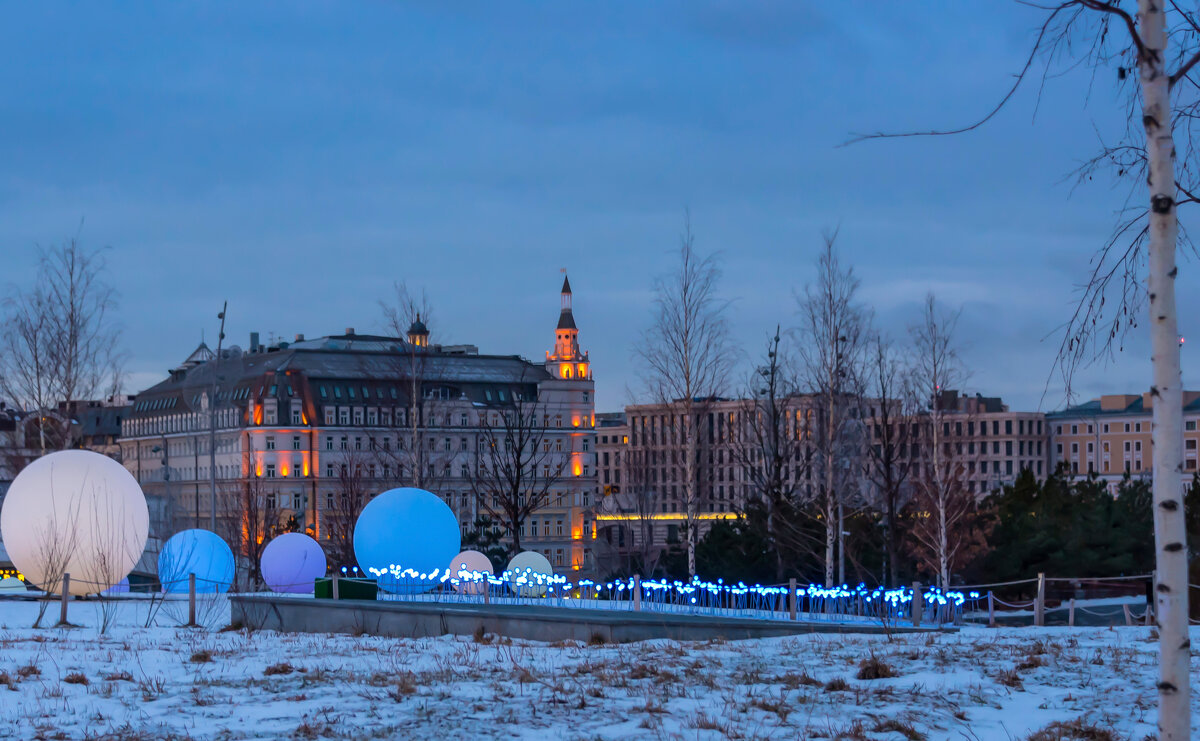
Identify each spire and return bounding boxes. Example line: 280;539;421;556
407;312;429;348
561;274;572;295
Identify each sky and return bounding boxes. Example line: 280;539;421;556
1;1;1193;414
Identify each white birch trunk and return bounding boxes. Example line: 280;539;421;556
685;407;697;578
1138;3;1190;738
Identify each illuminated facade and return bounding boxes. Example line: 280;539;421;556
1048;391;1200;493
120;278;599;573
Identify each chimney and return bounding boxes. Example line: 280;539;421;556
250;332;260;353
294;333;305;342
345;327;355;336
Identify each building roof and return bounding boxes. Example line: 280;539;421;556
1046;391;1200;418
407;315;429;336
557;309;577;330
561;275;572;294
129;334;555;418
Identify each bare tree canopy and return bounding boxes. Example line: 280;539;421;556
635;214;736;577
796;233;870;585
0;239;123;453
850;4;1195;734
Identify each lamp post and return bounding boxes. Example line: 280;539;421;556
208;302;227;534
152;434;171;526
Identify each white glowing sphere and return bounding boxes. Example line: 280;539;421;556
449;550;493;594
261;533;326;593
0;450;149;596
506;551;554;597
0;576;26;594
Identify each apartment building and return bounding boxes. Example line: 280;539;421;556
1048;391;1200;492
121;277;599;573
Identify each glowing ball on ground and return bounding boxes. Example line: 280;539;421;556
0;450;149;596
158;529;234;593
353;487;460;594
261;533;326;593
506;551;553;597
0;576;26;594
448;550;493;594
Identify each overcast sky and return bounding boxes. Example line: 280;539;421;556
2;2;1193;413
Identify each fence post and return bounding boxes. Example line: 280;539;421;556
1034;573;1045;627
987;591;995;628
1147;570;1157;626
188;573;197;627
1068;598;1075;628
59;573;70;625
910;581;923;627
332;575;340;601
1123;603;1133;626
632;574;641;612
483;578;490;605
788;578;797;621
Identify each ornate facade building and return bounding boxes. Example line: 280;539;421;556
120;278;599;573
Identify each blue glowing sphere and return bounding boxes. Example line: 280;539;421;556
353;487;460;594
261;533;326;593
158;529;234;593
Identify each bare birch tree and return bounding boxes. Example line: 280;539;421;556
851;3;1195;733
635;216;735;577
797;234;869;585
907;294;974;590
380;282;440;490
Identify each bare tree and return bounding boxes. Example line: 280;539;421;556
850;4;1195;733
733;327;813;580
907;294;974;590
796;234;869;585
233;475;284;588
864;334;914;587
0;240;122;456
380;281;442;491
635;215;735;577
323;448;376;570
468;384;565;556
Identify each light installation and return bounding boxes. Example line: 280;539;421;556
0;450;149;595
354;487;460;594
158;529;235;593
261;532;326;594
448;550;493;595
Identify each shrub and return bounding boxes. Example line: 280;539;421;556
856;653;897;680
63;672;88;685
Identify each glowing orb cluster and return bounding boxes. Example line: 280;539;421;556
354;487;460;594
261;533;326;593
0;450;149;595
158;529;234;593
505;551;554;597
448;550;493;594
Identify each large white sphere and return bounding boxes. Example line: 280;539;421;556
449;550;493;595
506;551;554;597
0;450;149;596
261;533;326;593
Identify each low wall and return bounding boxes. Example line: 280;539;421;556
230;595;948;642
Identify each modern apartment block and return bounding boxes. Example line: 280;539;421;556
120;277;599;573
1047;391;1200;492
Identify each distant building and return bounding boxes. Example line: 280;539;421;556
120;277;599;573
1048;391;1200;493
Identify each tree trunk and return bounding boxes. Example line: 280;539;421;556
1138;4;1190;738
685;407;697;578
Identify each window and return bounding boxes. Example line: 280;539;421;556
292;409;301;425
292;436;301;450
266;436;276;450
355;437;363;450
339;408;350;425
353;409;363;425
325;436;333;451
1071;424;1078;435
340;436;348;450
325;408;335;425
265;464;276;478
367;409;378;425
325;463;334;478
1188;420;1198;431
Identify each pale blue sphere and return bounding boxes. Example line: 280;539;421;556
354;487;461;594
159;529;235;593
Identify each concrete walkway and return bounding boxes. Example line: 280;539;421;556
230;595;951;642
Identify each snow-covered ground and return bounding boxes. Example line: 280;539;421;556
0;596;1195;740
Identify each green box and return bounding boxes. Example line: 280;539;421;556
314;577;378;601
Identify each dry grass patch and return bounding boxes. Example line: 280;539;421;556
263;662;294;676
189;649;213;664
874;717;926;741
62;672;88;685
1025;718;1119;741
823;677;850;692
856;653;897;680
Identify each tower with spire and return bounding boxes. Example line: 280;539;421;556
547;274;590;380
